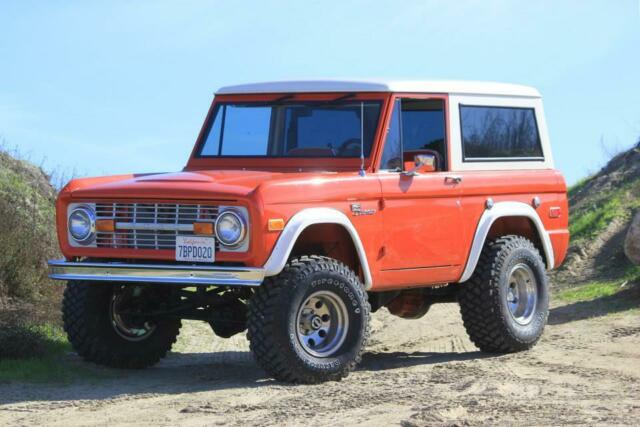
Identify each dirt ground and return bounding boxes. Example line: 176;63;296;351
1;295;639;426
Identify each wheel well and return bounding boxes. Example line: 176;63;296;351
290;223;362;280
486;216;546;264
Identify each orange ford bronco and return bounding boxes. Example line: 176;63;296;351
49;80;569;383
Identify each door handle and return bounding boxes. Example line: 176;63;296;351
445;176;463;184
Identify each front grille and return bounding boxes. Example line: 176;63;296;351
95;203;219;250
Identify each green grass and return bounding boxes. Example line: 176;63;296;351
568;176;640;241
569;196;625;241
0;324;103;383
556;281;624;302
568;176;590;199
556;265;640;303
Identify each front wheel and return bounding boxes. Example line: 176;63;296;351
62;281;181;369
247;256;370;383
458;235;549;353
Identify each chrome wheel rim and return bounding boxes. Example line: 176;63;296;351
109;293;156;342
296;291;349;358
505;263;538;325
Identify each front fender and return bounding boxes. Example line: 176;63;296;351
262;208;373;289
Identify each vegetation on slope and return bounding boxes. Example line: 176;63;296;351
0;150;59;301
0;324;69;381
0;323;107;383
0;148;65;370
557;265;640;303
568;168;640;242
554;141;640;312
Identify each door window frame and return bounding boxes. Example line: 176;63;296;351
374;93;451;173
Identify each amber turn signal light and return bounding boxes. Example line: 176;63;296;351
193;222;214;235
95;219;115;232
549;207;562;219
268;218;285;231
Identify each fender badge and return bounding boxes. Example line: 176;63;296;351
351;203;376;216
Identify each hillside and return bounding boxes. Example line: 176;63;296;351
552;141;640;287
0;150;61;325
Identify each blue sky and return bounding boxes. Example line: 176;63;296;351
1;0;639;185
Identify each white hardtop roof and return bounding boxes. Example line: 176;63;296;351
216;79;541;98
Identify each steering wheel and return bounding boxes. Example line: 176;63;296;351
336;138;362;156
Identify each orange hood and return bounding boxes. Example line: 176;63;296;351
66;170;286;200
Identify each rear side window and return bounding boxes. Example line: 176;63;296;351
460;105;543;161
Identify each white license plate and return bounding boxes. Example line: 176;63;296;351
175;235;215;263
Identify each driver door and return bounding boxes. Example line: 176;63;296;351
376;96;464;288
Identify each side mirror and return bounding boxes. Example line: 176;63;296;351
402;153;437;177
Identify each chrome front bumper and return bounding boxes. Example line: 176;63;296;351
48;260;265;286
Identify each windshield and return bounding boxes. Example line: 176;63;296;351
197;101;382;158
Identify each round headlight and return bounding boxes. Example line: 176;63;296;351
68;207;96;243
215;211;246;246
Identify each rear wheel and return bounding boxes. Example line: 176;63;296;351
458;235;549;353
62;281;181;369
247;256;370;383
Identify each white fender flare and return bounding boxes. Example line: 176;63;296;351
263;208;373;289
458;201;555;283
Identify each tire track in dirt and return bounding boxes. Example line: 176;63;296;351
1;303;639;426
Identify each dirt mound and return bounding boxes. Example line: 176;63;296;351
0;150;61;325
552;141;640;286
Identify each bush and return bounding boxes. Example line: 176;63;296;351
0;324;66;359
0;150;60;301
0;323;87;383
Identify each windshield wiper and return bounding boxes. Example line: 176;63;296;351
247;94;295;106
313;93;359;107
325;93;358;104
240;93;358;107
273;94;295;103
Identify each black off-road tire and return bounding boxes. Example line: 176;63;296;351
458;235;549;353
247;256;371;383
62;281;181;369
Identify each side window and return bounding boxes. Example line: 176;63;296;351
380;100;402;171
379;98;447;171
401;99;447;170
460;105;543;161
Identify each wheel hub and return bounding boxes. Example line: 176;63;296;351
110;288;156;342
506;263;538;325
296;291;349;358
